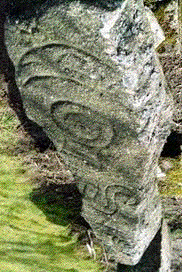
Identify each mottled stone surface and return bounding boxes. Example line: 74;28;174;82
145;7;165;48
117;220;171;272
5;0;172;266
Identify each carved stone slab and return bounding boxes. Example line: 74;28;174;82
5;0;173;266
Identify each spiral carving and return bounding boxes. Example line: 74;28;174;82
51;101;113;148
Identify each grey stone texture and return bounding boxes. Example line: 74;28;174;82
160;220;171;272
117;219;171;272
162;196;182;272
5;0;173;267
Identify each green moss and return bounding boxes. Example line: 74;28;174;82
158;158;182;196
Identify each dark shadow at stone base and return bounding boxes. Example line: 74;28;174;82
29;181;90;228
161;131;182;158
117;228;162;272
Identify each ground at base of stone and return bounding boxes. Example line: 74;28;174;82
117;228;161;271
116;198;182;272
0;77;182;272
16;141;182;272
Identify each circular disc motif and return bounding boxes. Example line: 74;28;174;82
51;101;113;148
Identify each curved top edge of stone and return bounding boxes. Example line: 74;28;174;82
7;0;125;22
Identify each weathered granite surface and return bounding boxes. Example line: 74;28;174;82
5;0;173;267
117;219;171;272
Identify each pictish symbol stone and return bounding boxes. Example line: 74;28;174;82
5;0;173;268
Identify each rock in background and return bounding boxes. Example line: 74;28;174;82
145;0;182;135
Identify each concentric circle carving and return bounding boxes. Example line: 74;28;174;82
51;101;113;148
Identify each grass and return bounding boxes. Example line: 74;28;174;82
0;85;105;272
0;77;182;271
158;158;182;196
0;103;19;154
